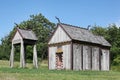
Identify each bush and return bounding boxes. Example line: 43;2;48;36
111;66;120;71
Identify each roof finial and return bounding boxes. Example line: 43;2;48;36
55;16;61;23
87;25;91;30
14;23;19;27
14;23;20;30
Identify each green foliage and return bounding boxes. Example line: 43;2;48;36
90;24;120;65
113;55;120;65
111;65;120;71
0;13;55;62
0;36;11;60
90;25;107;36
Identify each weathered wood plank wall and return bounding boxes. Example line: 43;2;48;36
12;31;22;44
49;46;56;69
48;26;71;44
62;44;71;70
49;44;71;70
92;47;100;70
73;43;83;70
49;43;110;71
101;49;110;71
83;45;92;70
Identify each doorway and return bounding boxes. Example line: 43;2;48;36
56;53;63;70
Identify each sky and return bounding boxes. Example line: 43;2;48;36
0;0;120;44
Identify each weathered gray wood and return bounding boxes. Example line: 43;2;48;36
12;31;22;42
48;23;110;71
33;44;38;68
83;45;92;70
62;44;71;70
73;43;82;70
20;40;25;68
17;28;38;40
10;28;38;68
49;46;56;70
101;49;110;71
10;43;14;68
24;45;27;66
92;47;100;70
49;44;71;70
13;39;21;44
48;26;71;44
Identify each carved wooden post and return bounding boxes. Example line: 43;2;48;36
10;43;14;68
20;40;25;68
33;44;38;68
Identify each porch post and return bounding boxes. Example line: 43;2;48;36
10;43;14;68
33;44;38;68
20;40;25;68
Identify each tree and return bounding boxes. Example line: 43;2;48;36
107;24;120;65
90;25;107;36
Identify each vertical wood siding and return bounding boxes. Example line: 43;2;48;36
49;46;57;70
62;44;71;70
48;26;71;44
49;44;71;70
83;45;92;70
101;49;110;71
49;43;110;71
73;43;83;70
92;47;100;70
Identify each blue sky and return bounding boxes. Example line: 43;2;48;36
0;0;120;43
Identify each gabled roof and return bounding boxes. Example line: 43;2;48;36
59;23;111;47
17;28;38;40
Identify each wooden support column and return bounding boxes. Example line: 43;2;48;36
71;42;73;70
24;45;27;65
33;44;38;68
20;40;26;68
10;43;14;68
108;51;110;70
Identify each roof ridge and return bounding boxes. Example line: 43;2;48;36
16;28;38;40
94;34;104;38
60;23;88;30
18;28;32;31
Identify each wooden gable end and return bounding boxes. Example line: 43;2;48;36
48;25;71;44
12;31;22;44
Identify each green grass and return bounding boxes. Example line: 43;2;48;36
0;60;120;80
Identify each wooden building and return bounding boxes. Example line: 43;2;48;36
10;28;38;68
48;23;111;71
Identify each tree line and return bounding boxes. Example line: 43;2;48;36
0;13;120;65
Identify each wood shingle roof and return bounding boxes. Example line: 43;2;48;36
17;28;38;41
59;23;111;47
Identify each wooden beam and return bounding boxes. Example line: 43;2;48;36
33;44;38;68
48;41;71;47
10;43;14;68
71;42;73;70
20;40;26;68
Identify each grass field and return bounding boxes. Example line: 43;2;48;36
0;60;120;80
